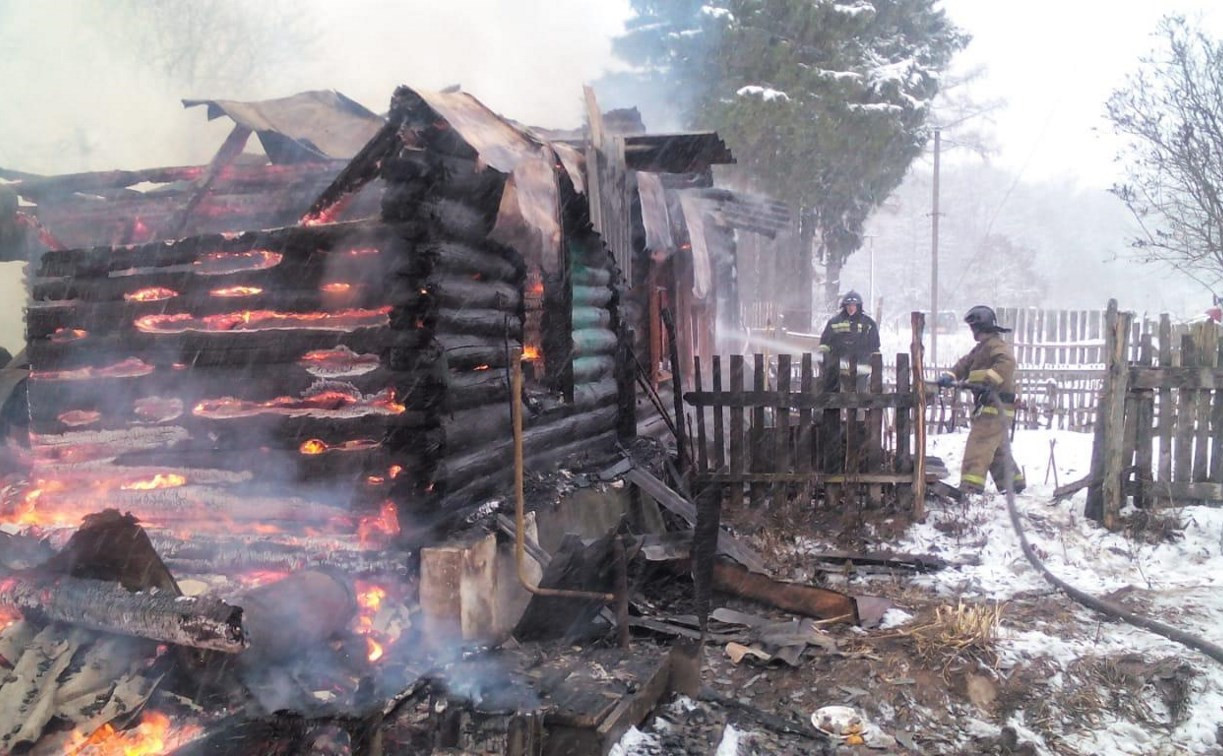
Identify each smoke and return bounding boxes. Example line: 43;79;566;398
0;0;633;353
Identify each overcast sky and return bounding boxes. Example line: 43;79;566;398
940;0;1223;189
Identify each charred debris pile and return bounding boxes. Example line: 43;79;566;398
0;84;887;753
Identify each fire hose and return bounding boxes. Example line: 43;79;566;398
972;383;1223;666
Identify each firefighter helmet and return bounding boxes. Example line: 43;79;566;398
841;291;863;309
963;305;1011;333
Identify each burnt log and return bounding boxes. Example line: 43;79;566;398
573;356;615;383
712;561;859;624
0;574;246;652
27;327;421;370
420;276;521;312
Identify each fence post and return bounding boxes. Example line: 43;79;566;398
911;312;927;520
1087;299;1132;530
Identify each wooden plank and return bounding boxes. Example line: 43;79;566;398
728;355;745;511
911;312;927;519
1129;366;1223;390
797;353;814;501
712;356;726;471
682;391;912;410
1135;481;1223;502
895;352;911;472
693;357;708;473
866;353;884;506
750;353;766;507
1193;324;1217;483
701;472;935;484
773;354;791;509
1157;314;1174;486
624;467;765;573
1174;334;1196;484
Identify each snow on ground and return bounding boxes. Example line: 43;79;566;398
897;427;1223;754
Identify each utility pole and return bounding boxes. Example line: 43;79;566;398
930;128;941;368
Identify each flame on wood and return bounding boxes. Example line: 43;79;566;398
521;346;540;362
298;345;381;378
32;358;155;381
132;397;184;423
50;328;88;343
209;285;263;298
193;386;403;419
66;710;201;756
123;287;178;303
321;282;352;293
344;247;380;257
134;306;391;334
119;474;186;491
193;249;282;276
357;501;399;548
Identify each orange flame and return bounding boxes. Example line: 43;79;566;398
357;501;400;547
134;307;391;334
32;358;155;381
388;464;404;479
473;364;490;371
120;473;186;491
50;328;88;343
210;285;263;298
298;346;381;377
367;637;384;662
65;710;199;756
124;287;178;303
193;387;404;419
321;282;352;293
194;249;282;275
300;439;327;455
521;346;540;361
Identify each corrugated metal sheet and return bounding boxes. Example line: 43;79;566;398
182;90;384;163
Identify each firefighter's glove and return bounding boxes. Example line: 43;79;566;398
935;374;955;389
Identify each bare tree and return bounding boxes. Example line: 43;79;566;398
1107;15;1223;293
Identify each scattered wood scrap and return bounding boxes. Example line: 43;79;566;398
624;467;766;573
712;561;858;625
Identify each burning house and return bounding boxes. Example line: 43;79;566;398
0;83;825;752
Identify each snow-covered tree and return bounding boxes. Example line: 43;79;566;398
612;0;966;305
1107;15;1223;295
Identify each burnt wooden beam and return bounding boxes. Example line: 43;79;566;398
305;118;403;223
0;574;246;652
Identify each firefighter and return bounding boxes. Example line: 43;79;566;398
818;291;880;393
936;305;1026;495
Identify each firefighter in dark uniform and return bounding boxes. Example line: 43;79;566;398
818;291;880;393
936;306;1026;495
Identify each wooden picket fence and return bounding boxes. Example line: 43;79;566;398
1088;302;1223;528
683;351;923;511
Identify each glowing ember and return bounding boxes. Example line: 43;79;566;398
210;285;264;297
358;584;386;612
120;473;186;491
298;346;381;378
58;410;101;427
388;464;404;479
134;307;391;334
298;438;379;455
50;328;88;343
522;346;541;361
300;438;327;455
133;397;184;423
65;709;199;756
366;476;385;485
123;287;177;303
321;282;352;293
345;247;379;257
473;364;491;371
193;386;404;419
357;501;400;547
194;249;282;275
32;358;155;381
367;637;385;662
